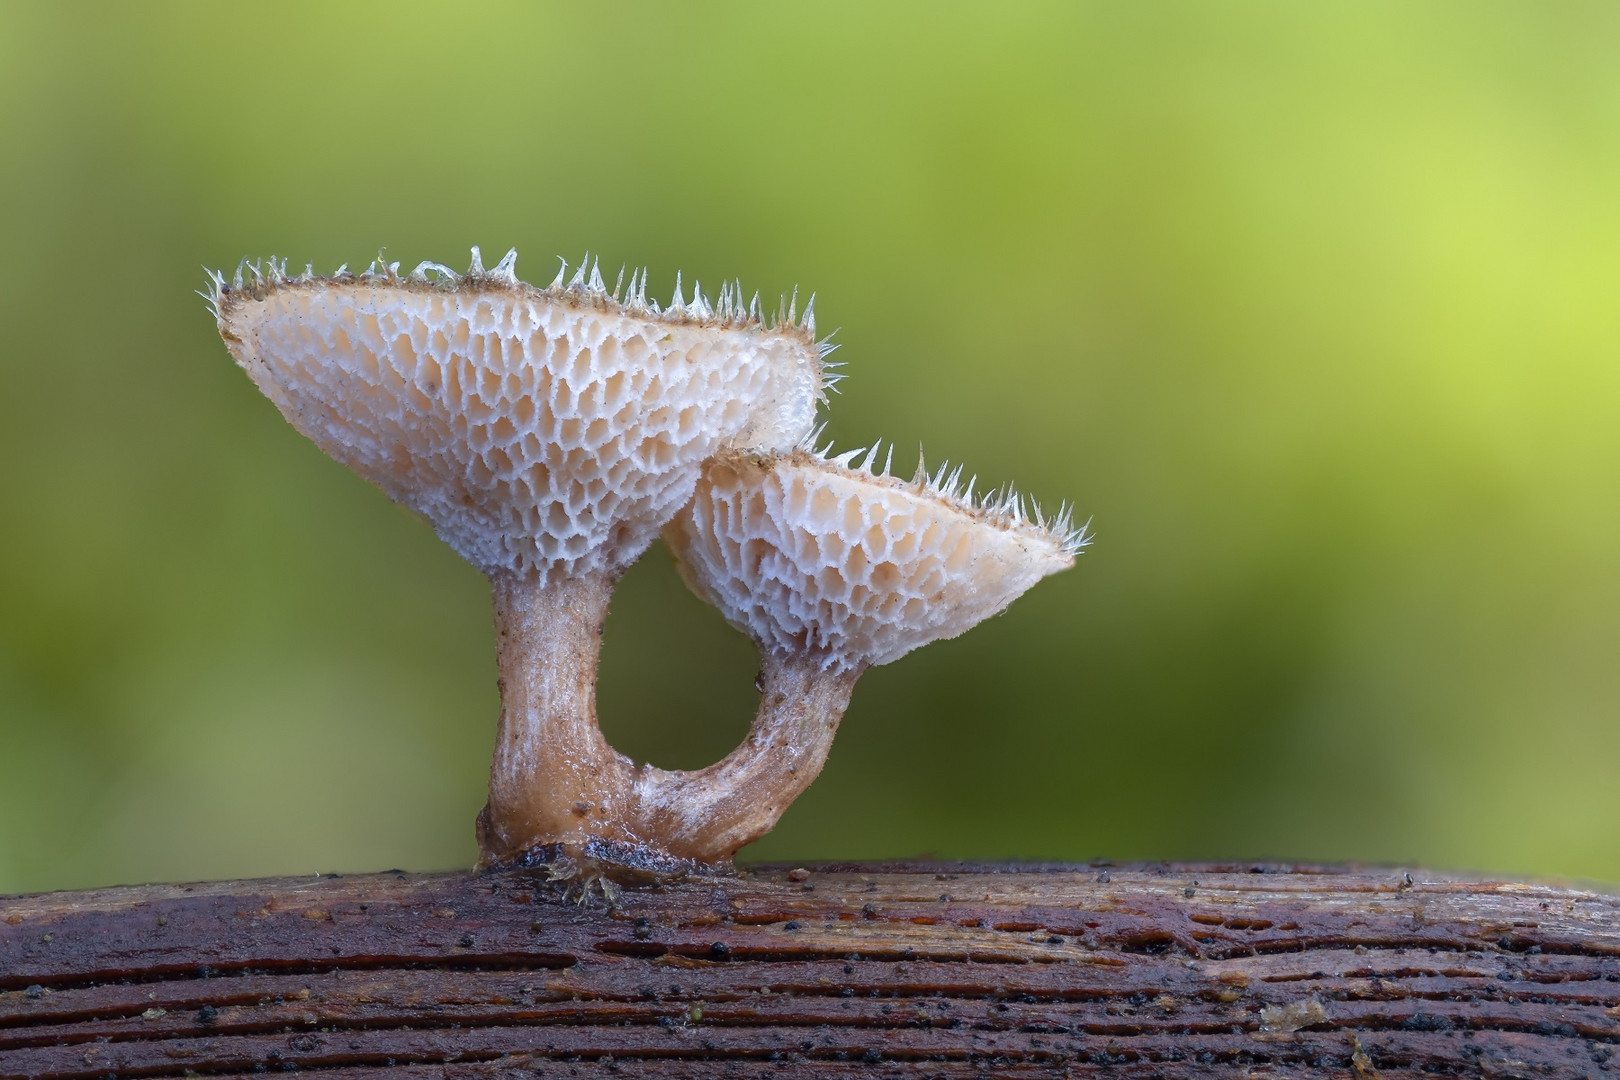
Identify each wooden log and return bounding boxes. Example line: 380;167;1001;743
3;862;1618;1078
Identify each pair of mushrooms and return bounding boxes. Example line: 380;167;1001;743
211;249;1084;882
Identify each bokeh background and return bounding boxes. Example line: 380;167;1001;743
2;3;1618;896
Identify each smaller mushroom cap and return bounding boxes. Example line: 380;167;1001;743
664;445;1086;671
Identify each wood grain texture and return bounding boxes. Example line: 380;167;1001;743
3;862;1618;1078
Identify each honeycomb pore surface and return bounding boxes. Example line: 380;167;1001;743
219;280;823;578
665;452;1075;670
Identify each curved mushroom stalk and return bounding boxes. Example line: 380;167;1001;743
656;446;1085;866
211;250;828;873
633;652;863;865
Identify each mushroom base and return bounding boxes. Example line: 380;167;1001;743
476;570;861;883
485;837;717;893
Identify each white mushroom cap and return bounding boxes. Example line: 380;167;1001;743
210;252;828;580
664;445;1086;671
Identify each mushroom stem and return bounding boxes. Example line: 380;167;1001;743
476;568;634;868
633;652;863;865
476;573;861;877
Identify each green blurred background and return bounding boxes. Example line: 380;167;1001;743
2;2;1617;896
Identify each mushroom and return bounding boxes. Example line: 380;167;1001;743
208;250;829;874
651;444;1086;864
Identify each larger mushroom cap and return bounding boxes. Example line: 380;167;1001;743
664;448;1084;670
212;254;826;580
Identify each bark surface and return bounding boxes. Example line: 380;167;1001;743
3;862;1618;1079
